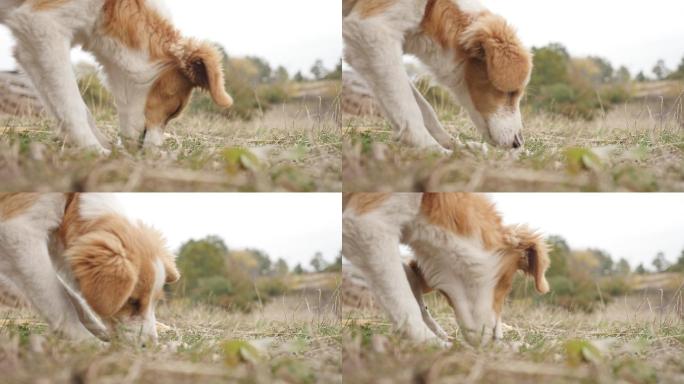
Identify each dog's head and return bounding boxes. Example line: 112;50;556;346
101;0;232;149
66;217;180;344
457;14;532;148
419;8;534;149
411;194;549;345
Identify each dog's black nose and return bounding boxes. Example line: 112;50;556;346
512;133;524;149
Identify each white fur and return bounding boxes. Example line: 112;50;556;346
343;0;524;150
343;193;505;346
78;193;127;221
0;0;173;153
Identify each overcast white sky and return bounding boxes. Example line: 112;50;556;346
117;193;341;270
486;0;684;74
0;0;342;75
489;193;684;269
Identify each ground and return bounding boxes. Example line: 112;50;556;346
0;290;341;384
0;96;341;192
342;290;684;383
343;98;684;192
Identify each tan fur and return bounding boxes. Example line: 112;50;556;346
348;0;397;18
421;193;506;250
345;193;391;214
460;13;533;93
59;194;177;322
101;0;232;127
28;0;71;11
421;0;478;51
493;226;550;314
144;68;194;129
0;193;41;220
420;2;532;120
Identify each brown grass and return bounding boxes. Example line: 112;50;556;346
0;286;342;383
0;96;341;192
343;95;684;192
343;286;684;383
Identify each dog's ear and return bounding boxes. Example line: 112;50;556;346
162;252;180;284
507;225;550;294
460;13;532;92
177;40;233;108
67;231;139;318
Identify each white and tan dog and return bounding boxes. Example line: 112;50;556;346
0;0;233;154
343;0;533;152
0;193;179;344
343;193;550;346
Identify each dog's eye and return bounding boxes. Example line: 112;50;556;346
128;298;141;312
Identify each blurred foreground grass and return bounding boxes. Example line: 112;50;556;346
0;290;341;384
343;290;684;383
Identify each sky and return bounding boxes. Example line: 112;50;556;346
0;0;342;75
489;193;684;269
116;193;342;270
486;0;684;75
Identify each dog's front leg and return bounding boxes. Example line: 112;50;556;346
0;227;99;341
10;19;109;154
409;82;455;150
343;17;449;154
403;262;450;341
343;217;447;346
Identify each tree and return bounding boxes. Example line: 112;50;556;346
635;71;648;82
530;43;571;89
616;66;631;83
293;71;305;82
293;263;305;275
615;258;631;275
668;56;684;80
635;263;647;274
652;59;670;80
176;236;228;292
652;251;669;272
667;249;684;272
546;235;570;277
274;258;289;275
248;248;272;275
310;59;327;80
274;66;289;83
310;251;326;272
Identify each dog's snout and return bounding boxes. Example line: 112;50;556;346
512;133;524;149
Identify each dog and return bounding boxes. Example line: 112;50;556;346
343;193;550;346
0;193;180;344
343;0;533;153
0;0;233;154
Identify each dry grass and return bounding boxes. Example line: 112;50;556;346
343;288;684;384
0;289;342;384
0;97;341;192
343;95;684;192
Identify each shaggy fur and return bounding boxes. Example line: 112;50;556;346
343;193;549;346
0;193;179;343
0;0;232;153
343;0;532;152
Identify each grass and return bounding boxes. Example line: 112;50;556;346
0;290;341;383
342;95;684;192
343;290;684;383
0;96;341;192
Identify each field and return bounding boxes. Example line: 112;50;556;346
343;282;684;383
0;285;342;383
342;86;684;192
0;82;341;192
